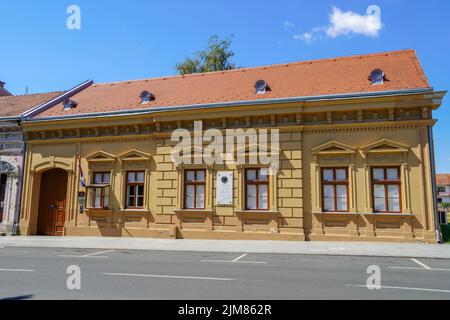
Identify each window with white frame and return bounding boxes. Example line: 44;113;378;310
321;168;349;212
87;172;110;209
372;167;402;213
184;169;206;209
245;168;269;210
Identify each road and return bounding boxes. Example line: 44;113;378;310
0;246;450;300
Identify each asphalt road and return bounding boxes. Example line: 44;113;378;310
0;246;450;300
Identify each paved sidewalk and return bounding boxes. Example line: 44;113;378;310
0;236;449;258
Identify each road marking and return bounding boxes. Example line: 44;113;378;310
389;266;450;272
0;268;35;272
58;249;115;259
233;254;248;262
346;284;450;294
82;249;115;257
411;258;431;270
102;273;238;281
201;253;267;264
388;258;450;271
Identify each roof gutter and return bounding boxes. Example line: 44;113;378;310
21;80;93;118
24;87;435;123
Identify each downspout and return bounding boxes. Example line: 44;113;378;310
428;125;442;243
13;119;26;235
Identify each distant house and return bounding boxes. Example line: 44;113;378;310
436;174;450;225
0;81;12;97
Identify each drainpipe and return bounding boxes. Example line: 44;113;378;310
13;120;25;235
428;125;443;243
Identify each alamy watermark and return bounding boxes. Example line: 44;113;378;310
171;121;280;175
66;5;81;30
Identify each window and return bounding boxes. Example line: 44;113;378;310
245;168;269;210
321;168;349;212
63;99;77;110
184;169;206;209
439;212;447;225
126;171;145;209
370;69;384;85
140;91;154;104
371;167;402;213
437;186;446;193
87;172;110;209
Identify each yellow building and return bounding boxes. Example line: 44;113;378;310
18;50;446;242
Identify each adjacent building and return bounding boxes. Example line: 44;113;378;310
0;81;12;97
17;50;446;242
0;81;92;235
437;174;450;225
0;91;64;234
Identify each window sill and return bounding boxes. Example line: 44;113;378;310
313;212;360;215
174;209;214;214
363;212;414;217
119;209;150;214
235;210;280;215
85;208;113;213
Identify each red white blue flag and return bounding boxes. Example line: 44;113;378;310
77;154;86;188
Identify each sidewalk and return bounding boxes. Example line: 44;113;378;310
0;236;449;259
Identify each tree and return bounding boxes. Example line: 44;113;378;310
176;35;236;75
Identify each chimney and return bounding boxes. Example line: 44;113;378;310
0;81;4;88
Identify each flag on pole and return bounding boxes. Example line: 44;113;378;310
77;154;86;188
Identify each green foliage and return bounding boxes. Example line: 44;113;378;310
441;224;450;243
441;202;450;209
176;35;236;75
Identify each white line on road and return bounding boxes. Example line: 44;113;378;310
233;254;248;262
58;249;115;259
0;268;35;272
201;253;267;264
201;259;267;264
346;284;450;294
411;258;431;270
389;266;450;272
102;273;238;281
82;249;115;257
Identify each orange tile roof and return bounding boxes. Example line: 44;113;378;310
437;174;450;186
0;91;64;117
0;87;11;97
37;49;431;118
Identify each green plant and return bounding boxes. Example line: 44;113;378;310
441;224;450;243
176;35;236;75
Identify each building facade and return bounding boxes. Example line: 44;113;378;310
18;50;446;242
0;91;64;234
436;174;450;225
0;81;92;235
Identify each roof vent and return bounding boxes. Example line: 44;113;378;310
140;91;155;104
255;80;269;94
63;99;77;110
370;69;385;85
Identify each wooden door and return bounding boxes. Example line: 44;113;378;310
0;174;7;223
37;169;68;236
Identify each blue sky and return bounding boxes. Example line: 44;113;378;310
0;0;449;172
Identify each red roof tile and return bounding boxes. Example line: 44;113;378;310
0;92;64;117
37;49;431;118
437;174;450;186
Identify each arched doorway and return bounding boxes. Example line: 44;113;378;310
37;168;68;236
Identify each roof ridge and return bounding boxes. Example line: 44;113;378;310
91;49;417;87
0;90;65;99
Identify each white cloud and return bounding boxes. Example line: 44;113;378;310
293;32;315;44
284;21;295;30
289;5;383;44
326;5;383;38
